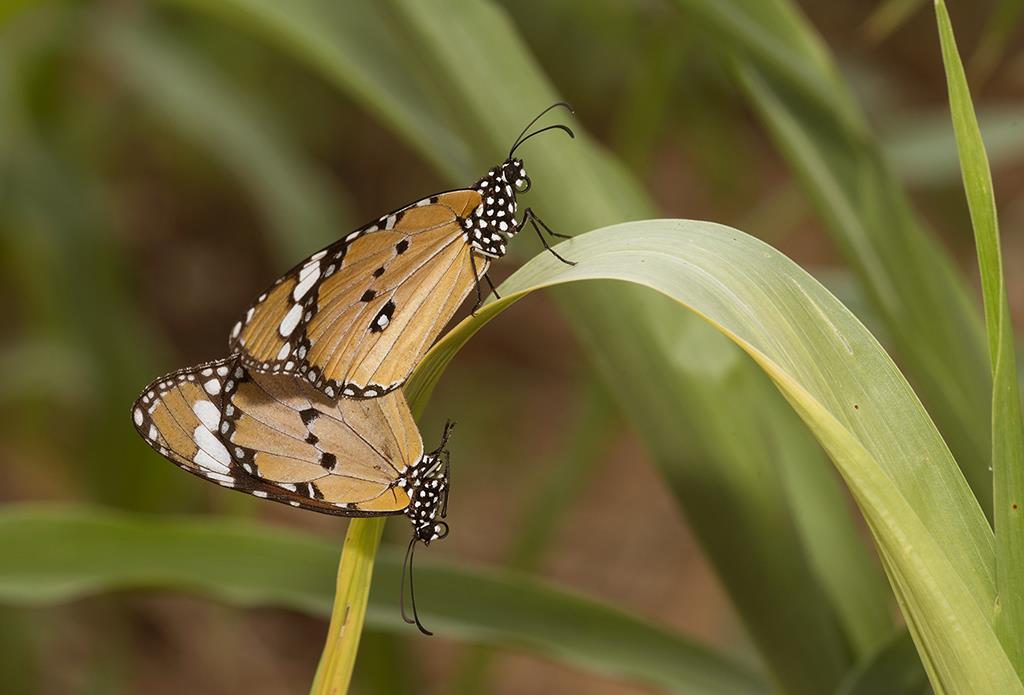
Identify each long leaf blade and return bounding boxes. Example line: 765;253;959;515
411;219;1010;694
673;0;994;516
0;506;766;695
935;0;1024;675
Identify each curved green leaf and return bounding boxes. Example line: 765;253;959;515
407;219;1012;694
674;0;994;515
0;505;765;695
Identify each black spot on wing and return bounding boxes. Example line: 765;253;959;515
361;289;376;302
300;408;319;426
320;452;337;470
370;300;396;334
395;240;409;254
372;267;385;278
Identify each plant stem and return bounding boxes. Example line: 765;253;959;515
309;517;386;695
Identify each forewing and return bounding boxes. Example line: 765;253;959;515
132;358;420;515
229;190;486;397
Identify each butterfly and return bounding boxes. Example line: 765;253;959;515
227;103;576;399
131;355;452;633
132;355;451;531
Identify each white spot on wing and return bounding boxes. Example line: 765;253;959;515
193;427;230;472
279;303;303;337
133;408;143;427
204;379;221;395
192;400;220;430
276;342;291;361
194;449;228;473
292;267;320;301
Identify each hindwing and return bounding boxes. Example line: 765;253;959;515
131;357;422;515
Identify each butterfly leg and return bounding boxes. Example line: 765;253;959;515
526;208;572;239
520;209;576;266
440;449;451;518
468;251;485;314
483;273;502;299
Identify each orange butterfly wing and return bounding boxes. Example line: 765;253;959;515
131;357;420;515
228;190;487;397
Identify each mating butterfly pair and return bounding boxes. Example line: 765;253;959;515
131;104;575;633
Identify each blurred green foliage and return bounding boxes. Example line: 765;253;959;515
1;0;1022;694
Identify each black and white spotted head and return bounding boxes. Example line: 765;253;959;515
462;102;574;259
400;421;454;545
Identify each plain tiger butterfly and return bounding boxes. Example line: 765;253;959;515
131;356;452;633
228;103;576;399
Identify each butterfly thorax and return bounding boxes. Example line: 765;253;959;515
399;453;450;543
462;157;530;260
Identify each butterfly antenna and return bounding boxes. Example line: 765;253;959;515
509;101;575;158
509;125;575;159
400;535;420;626
401;537;432;636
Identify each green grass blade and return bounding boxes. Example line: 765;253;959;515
883;106;1024;188
0;506;767;695
102;21;351;259
671;0;994;514
408;219;1010;693
669;0;861;129
163;1;890;689
970;0;1024;83
834;630;929;695
864;0;926;42
168;0;471;179
732;60;993;515
935;0;1024;674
